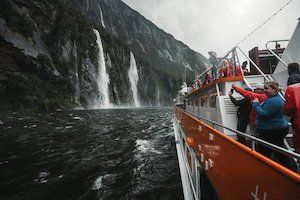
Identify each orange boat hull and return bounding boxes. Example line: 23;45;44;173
175;107;300;199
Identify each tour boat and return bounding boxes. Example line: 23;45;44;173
173;18;300;199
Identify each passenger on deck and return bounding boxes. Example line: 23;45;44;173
219;58;231;77
241;61;249;75
229;88;252;145
252;81;291;169
284;82;300;153
208;51;220;80
204;73;212;85
235;64;242;76
287;63;300;86
285;63;300;154
232;83;266;137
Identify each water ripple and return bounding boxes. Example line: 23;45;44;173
0;108;182;200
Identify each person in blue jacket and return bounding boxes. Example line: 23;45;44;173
252;81;291;168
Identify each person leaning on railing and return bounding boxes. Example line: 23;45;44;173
252;81;292;169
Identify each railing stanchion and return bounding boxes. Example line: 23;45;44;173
251;140;256;150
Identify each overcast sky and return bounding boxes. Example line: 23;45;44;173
121;0;300;59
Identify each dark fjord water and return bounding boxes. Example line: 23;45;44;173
0;108;183;200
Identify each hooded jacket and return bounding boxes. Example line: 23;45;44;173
284;83;300;153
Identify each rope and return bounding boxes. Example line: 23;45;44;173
235;0;294;47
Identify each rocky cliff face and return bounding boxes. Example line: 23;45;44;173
0;0;209;111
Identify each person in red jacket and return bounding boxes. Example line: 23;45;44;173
232;83;267;137
284;83;300;153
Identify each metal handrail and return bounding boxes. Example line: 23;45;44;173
266;40;289;68
183;109;300;160
235;46;271;82
196;65;214;80
235;46;286;100
174;119;200;200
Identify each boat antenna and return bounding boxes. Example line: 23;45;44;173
235;0;293;47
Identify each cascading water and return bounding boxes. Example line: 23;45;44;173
73;42;80;104
85;0;89;12
156;88;161;107
93;28;111;108
128;52;141;107
98;4;106;28
143;79;152;106
74;72;80;104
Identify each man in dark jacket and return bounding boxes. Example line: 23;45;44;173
287;62;300;86
229;88;252;145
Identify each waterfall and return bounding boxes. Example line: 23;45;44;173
85;0;89;12
73;42;80;104
98;5;106;28
157;87;161;107
143;78;152;106
128;52;140;107
74;72;80;103
93;28;111;108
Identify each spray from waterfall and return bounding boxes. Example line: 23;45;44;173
93;28;111;108
128;52;140;107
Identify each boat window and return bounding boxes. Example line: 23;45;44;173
209;95;217;108
195;98;199;106
200;97;207;107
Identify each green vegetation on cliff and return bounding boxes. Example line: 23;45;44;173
0;0;208;111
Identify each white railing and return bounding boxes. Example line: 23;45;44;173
266;40;289;68
182;108;300;172
173;118;201;200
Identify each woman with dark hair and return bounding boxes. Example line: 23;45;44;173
252;81;291;168
287;62;300;86
241;61;249;75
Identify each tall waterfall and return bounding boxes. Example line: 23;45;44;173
93;28;111;108
128;52;140;107
73;42;80;104
156;87;161;107
98;5;106;28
